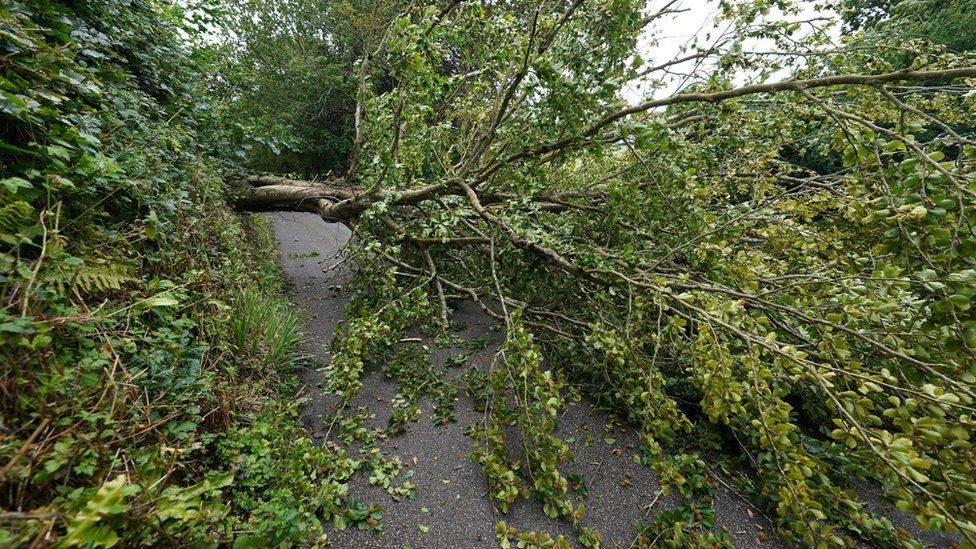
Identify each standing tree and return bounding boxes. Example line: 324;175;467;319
234;0;976;544
213;0;408;177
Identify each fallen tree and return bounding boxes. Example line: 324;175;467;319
233;1;976;545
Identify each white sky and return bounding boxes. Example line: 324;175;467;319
625;0;841;101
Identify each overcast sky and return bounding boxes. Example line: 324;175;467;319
625;0;840;101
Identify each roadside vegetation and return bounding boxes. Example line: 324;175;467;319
0;2;368;545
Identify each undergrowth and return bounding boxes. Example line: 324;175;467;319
0;2;365;545
230;287;305;375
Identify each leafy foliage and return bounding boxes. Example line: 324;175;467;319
8;0;976;546
471;316;575;519
211;0;407;177
841;0;976;52
0;1;363;545
279;0;976;545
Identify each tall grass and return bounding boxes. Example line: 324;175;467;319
230;289;305;373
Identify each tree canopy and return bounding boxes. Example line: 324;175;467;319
842;0;976;52
232;0;976;545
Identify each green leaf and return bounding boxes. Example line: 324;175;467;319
948;294;971;310
134;296;180;310
1;177;32;193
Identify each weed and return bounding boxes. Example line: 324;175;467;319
287;251;321;258
230;289;305;374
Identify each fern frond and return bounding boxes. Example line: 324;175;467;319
42;262;135;296
0;201;34;232
73;265;135;293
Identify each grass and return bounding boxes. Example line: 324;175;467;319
230;288;305;374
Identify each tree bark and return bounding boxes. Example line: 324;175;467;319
232;175;369;221
231;175;582;223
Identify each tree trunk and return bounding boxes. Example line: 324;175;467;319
231;175;367;221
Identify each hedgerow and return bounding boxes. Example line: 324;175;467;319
0;1;361;545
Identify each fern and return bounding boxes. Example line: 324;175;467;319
0;200;34;232
74;265;135;293
43;263;135;296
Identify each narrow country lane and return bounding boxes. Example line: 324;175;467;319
269;212;787;548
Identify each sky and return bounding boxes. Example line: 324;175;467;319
624;0;841;102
